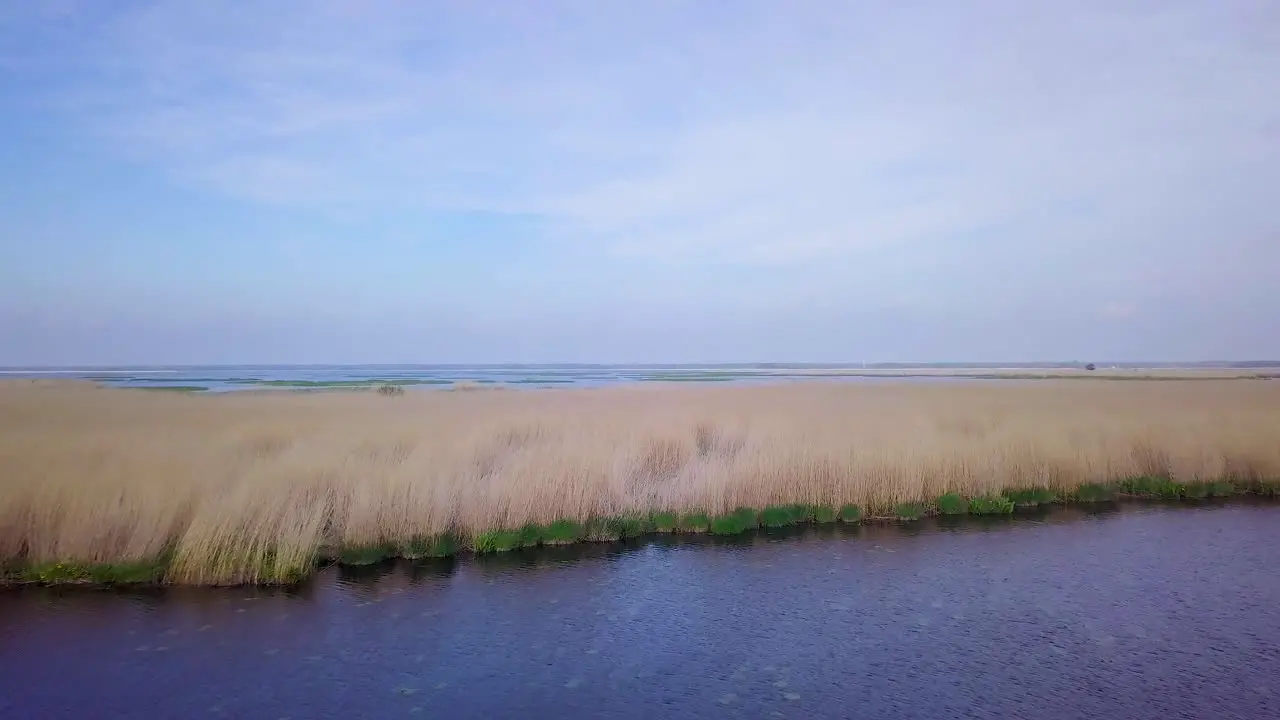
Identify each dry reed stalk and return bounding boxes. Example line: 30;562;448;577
1;379;1278;584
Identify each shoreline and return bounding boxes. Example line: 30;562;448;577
2;364;1278;395
4;483;1277;588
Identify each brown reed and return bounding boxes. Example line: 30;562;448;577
1;379;1278;584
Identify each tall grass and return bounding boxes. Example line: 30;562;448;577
2;380;1278;584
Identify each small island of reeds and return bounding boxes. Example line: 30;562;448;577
1;379;1278;586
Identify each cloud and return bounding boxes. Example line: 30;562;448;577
4;0;1279;344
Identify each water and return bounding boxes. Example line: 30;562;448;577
2;362;1269;392
3;503;1278;719
0;363;995;391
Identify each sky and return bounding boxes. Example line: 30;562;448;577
2;0;1278;365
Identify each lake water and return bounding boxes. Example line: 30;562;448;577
2;502;1277;719
0;362;1260;391
0;363;998;391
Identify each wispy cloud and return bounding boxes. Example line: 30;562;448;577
3;0;1279;362
19;1;1271;260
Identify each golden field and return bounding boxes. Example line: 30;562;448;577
2;379;1279;584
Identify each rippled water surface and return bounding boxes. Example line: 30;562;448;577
3;503;1279;719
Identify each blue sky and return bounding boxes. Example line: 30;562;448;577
2;0;1278;364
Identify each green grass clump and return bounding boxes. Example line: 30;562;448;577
677;512;711;532
1118;475;1185;498
338;543;395;565
788;504;817;523
709;515;744;535
894;503;924;521
1074;483;1114;502
585;519;620;541
518;523;546;547
586;514;654;541
1183;482;1211;499
968;495;1015;515
937;493;970;515
812;506;837;523
401;534;458;559
838;504;863;522
711;507;759;535
19;561;92;584
1207;481;1236;497
543;519;585;544
473;530;522;553
93;558;170;584
1005;487;1056;507
15;557;170;585
761;505;798;528
609;514;656;539
651;512;679;533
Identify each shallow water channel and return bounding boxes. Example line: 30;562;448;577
3;502;1278;719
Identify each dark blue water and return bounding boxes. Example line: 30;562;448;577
2;503;1278;719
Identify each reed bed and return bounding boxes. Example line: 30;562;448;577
2;379;1278;586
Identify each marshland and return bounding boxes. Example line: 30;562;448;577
2;376;1278;586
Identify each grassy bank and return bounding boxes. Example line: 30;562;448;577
4;484;1277;586
2;380;1279;586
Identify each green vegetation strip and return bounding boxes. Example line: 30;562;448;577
2;554;171;586
5;478;1279;588
759;504;839;528
937;493;969;515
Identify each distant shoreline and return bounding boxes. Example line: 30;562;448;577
1;366;1277;392
0;369;181;374
4;362;1280;371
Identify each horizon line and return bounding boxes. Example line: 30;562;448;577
4;360;1280;371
